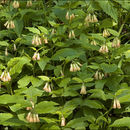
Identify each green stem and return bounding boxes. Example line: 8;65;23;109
118;12;130;37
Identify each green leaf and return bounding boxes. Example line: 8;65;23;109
22;86;43;98
0;113;13;123
8;57;31;75
66;117;87;129
59;78;71;87
35;101;58;114
88;89;106;100
18;75;43;88
38;26;48;34
0;94;24;104
113;0;130;11
0;41;9;46
26;27;40;34
124;50;130;59
72;77;83;83
37;57;50;71
107;29;119;37
52;48;84;61
90;33;106;42
100;63;117;73
83;78;93;83
38;76;49;81
96;0;118;22
14;19;23;36
82;99;104;109
95;80;106;89
110;117;130;128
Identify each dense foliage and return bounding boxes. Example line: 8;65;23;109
0;0;130;129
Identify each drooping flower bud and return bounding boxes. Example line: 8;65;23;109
26;0;32;7
4;20;15;29
44;38;48;44
92;14;98;23
99;45;109;54
32;52;37;60
51;29;56;35
85;14;92;23
103;29;110;37
10;20;15;29
68;30;75;39
91;40;97;46
0;71;11;82
26;107;32;110
113;99;121;109
70;62;82;72
65;11;69;20
12;1;19;8
61;116;65;126
14;44;17;51
43;82;51;93
36;114;40;122
80;83;86;95
1;0;8;4
112;37;121;48
60;70;64;77
37;53;40;60
32;52;40;61
5;47;8;56
94;71;104;80
71;30;75;38
32;35;42;46
70;14;75;21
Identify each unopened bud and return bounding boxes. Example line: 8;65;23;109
5;47;8;56
26;0;32;7
12;1;19;8
61;116;65;126
80;83;86;95
65;12;69;20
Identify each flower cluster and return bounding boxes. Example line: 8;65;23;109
113;99;121;109
26;101;40;123
42;35;48;44
32;35;42;45
32;52;40;61
43;82;51;93
26;0;32;7
94;71;104;80
103;29;110;37
61;116;66;126
91;40;97;46
69;30;75;39
0;71;11;82
12;1;19;8
4;20;15;29
80;83;87;95
99;45;108;54
70;62;82;72
112;37;120;48
65;12;75;21
85;14;98;26
26;112;40;123
1;0;8;4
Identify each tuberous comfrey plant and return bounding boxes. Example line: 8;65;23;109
0;0;129;129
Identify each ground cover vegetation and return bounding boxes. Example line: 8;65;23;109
0;0;130;129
